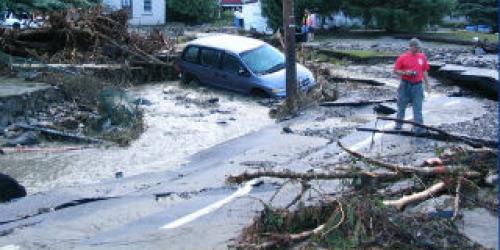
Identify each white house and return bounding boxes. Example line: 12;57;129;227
242;0;270;34
103;0;166;26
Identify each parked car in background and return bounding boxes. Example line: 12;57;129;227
0;9;41;29
177;35;316;98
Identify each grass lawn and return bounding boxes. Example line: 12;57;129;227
423;31;498;43
340;49;396;58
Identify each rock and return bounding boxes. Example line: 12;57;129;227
133;98;153;106
4;131;40;147
484;173;498;186
216;120;228;125
207;97;219;104
115;172;124;179
0;173;27;202
373;103;396;115
282;127;293;134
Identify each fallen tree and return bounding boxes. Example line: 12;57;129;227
229;138;497;249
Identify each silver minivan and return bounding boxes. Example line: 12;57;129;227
178;34;316;97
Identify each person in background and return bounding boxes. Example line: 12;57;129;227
233;7;243;28
393;38;431;134
302;9;316;42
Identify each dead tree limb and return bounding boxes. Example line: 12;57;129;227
356;127;494;149
320;98;396;107
0;146;89;154
96;32;166;65
338;141;481;177
452;177;463;221
16;124;107;144
285;181;311;209
376;117;498;148
238;224;325;249
383;181;447;210
227;170;401;184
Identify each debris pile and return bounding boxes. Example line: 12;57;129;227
0;7;172;66
228;139;498;249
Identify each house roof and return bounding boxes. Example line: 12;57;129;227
187;34;265;54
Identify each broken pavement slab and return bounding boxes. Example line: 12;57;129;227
430;63;499;97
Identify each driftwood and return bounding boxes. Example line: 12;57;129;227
11;63;143;70
237;224;325;249
328;76;387;86
338;141;481;178
376;117;498;148
0;146;88;154
356;127;496;148
227;170;401;184
320;98;396;107
452;177;463;220
383;181;447;210
96;32;166;65
16;124;106;144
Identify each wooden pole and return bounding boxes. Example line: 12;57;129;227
283;0;298;109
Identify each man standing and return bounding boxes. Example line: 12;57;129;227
393;38;430;134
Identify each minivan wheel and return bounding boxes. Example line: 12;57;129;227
250;88;270;98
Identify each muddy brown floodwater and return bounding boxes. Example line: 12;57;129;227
0;81;274;193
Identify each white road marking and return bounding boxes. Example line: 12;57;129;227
160;179;258;229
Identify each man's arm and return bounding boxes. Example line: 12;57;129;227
423;71;430;93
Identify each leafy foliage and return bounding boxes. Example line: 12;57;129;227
345;0;456;32
456;0;498;32
261;0;455;32
166;0;218;24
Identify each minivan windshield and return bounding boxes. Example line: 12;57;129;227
240;44;285;75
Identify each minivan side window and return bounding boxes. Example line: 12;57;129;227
183;46;199;63
222;54;243;74
200;48;221;68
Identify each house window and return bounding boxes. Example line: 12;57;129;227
121;0;132;16
144;0;152;13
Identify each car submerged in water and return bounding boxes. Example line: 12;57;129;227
177;34;316;98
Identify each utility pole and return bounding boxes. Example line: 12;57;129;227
283;0;298;110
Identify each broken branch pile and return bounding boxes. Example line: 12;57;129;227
0;7;172;66
228;141;497;249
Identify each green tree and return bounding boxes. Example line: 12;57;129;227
457;0;498;32
345;0;456;32
166;0;218;24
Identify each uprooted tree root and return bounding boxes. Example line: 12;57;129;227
235;197;486;249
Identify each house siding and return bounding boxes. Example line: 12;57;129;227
103;0;166;26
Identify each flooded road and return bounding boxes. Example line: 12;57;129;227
0;81;274;193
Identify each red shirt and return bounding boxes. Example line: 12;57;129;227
394;52;430;83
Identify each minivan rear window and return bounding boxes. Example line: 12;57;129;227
200;48;221;68
183;46;199;63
